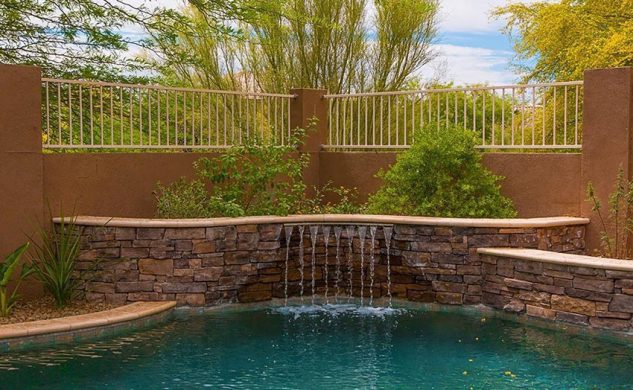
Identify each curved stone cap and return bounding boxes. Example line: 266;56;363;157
54;214;590;228
0;301;176;340
478;248;633;272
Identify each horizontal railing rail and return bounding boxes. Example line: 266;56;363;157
42;78;295;150
323;81;584;150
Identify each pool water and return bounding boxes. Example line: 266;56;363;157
2;303;633;389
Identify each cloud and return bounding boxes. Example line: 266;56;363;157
419;44;517;85
437;0;547;33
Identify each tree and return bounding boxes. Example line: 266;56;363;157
494;0;633;82
0;0;247;80
151;0;439;93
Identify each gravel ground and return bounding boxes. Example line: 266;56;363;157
0;297;115;325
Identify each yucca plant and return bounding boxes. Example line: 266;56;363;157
0;243;33;317
30;217;83;307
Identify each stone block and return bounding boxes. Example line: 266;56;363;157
556;311;589;325
121;247;149;259
176;293;206;306
589;317;631;331
193;240;216;254
165;228;205;239
160;282;207;293
436;292;463;305
137;228;164;240
432;281;466;293
138;258;173;276
115;281;154;293
572;277;614;293
504;278;533;290
115;227;136;240
551;295;596;316
194;267;223;282
609;294;633;313
526;305;555;319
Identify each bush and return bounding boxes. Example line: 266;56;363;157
155;131;309;218
366;124;516;218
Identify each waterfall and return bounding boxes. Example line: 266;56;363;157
369;226;377;306
322;226;331;304
309;225;319;305
358;226;367;306
298;225;305;303
345;226;355;301
284;225;293;305
334;226;342;303
383;226;394;307
281;223;394;309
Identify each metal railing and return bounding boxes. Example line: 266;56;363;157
42;78;295;150
323;81;584;150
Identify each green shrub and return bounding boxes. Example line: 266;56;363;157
301;183;366;214
0;243;33;317
155;131;309;218
30;216;83;307
366;124;516;218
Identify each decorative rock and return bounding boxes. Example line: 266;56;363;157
551;295;595;316
138;259;173;276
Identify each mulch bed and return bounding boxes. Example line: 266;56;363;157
0;297;115;325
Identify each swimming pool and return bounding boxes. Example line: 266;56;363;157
2;303;632;389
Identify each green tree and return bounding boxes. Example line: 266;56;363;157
151;0;439;93
0;0;248;80
494;0;633;82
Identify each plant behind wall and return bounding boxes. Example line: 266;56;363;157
366;123;516;218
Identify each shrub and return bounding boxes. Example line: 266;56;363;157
301;183;366;214
587;167;633;259
30;216;83;307
0;243;33;317
155;131;309;218
366;124;516;218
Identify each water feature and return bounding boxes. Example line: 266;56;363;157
334;226;342;302
297;225;305;303
345;225;355;301
322;226;331;303
283;224;394;309
5;305;633;389
283;225;293;305
309;225;319;305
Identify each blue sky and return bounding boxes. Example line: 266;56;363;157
136;0;532;86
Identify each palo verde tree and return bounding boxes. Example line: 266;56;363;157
151;0;439;94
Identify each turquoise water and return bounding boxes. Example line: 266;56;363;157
2;303;633;389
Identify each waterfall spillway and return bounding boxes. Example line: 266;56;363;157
345;226;355;302
298;225;305;303
358;226;367;306
309;225;319;305
282;224;394;309
322;226;331;304
369;226;377;306
383;226;394;307
334;226;342;303
284;225;293;305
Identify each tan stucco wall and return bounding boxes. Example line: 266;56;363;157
43;151;582;219
319;152;582;218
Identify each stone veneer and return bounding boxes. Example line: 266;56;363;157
479;248;633;332
65;215;587;310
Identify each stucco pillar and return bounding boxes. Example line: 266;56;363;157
289;88;328;192
581;67;633;253
0;64;44;296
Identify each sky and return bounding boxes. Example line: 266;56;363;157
137;0;533;86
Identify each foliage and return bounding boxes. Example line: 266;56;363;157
300;183;366;214
494;0;633;82
0;0;250;80
151;0;439;94
156;130;309;218
0;243;33;317
29;216;83;307
366;124;517;218
587;167;633;259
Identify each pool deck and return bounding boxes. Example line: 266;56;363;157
0;301;176;340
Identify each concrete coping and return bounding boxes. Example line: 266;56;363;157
53;215;590;229
0;301;176;340
478;248;633;272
